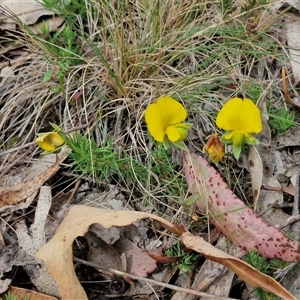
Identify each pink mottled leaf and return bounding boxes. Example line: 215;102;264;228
183;151;300;262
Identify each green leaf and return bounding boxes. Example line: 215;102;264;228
43;69;54;83
232;144;242;160
172;140;186;151
183;194;199;207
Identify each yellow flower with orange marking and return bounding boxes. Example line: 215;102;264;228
204;133;225;164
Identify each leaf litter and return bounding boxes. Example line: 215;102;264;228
34;205;295;300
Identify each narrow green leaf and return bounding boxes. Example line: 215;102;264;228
43;69;54;83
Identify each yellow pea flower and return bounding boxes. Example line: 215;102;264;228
203;133;225;164
35;132;66;152
216;97;262;159
145;96;192;148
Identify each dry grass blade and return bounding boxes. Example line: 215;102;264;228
1;0;299;299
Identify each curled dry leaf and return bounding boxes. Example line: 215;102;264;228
36;206;294;300
183;151;300;262
0;147;70;208
182;232;296;300
0;0;67;30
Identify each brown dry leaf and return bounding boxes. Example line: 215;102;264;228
248;145;263;210
30;16;65;34
285;17;300;86
145;248;181;264
36;206;295;300
0;147;70;208
114;237;159;277
3;286;58;300
276;127;300;149
182;232;296;300
86;231;124;271
183;237;236;300
282;184;295;196
0;0;66;29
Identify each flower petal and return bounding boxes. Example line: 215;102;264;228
204;133;225;164
155;96;187;125
231;131;244;147
222;131;234;142
165;125;181;142
145;96;187;142
144;102;166;142
36;132;66;152
216;98;262;134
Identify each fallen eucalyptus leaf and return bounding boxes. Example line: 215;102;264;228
183;151;300;262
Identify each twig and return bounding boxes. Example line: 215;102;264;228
279;214;300;230
0;142;36;157
73;257;239;300
67;179;81;204
281;66;291;102
0;147;33;179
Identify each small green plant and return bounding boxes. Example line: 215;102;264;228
164;241;198;275
244;250;298;300
41;23;82;87
268;107;295;137
245;250;278;299
66;133;146;185
43;61;70;87
254;287;280;300
34;2;84;88
0;291;29;300
245;82;264;102
245;249;271;274
269;258;290;272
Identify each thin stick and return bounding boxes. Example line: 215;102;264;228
0;148;33;179
281;66;290;101
73;257;239;300
0;142;36;157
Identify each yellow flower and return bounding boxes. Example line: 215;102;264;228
203;133;225;164
35;132;66;152
145;96;191;147
216;97;262;159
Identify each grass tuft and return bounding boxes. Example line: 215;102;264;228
1;0;298;217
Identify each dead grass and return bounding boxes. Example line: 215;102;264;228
0;0;292;211
1;1;300;297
